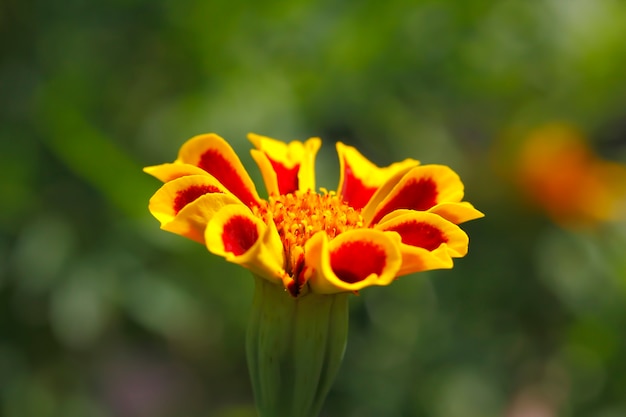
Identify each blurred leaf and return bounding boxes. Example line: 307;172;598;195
37;83;154;218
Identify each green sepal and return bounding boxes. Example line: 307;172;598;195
246;275;349;417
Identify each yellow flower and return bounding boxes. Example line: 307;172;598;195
145;133;483;417
145;133;483;297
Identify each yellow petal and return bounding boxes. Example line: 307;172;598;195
375;211;469;277
177;133;261;207
205;205;285;284
363;164;466;226
428;202;485;224
336;142;419;210
248;133;321;195
304;230;402;294
143;163;209;183
148;175;242;243
380;203;485;225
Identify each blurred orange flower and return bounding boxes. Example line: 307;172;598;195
516;123;626;227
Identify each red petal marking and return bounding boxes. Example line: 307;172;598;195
269;158;300;195
173;184;222;214
330;241;386;283
386;221;448;251
340;158;378;209
371;178;438;224
222;215;259;256
198;149;258;207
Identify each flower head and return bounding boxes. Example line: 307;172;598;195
145;133;483;296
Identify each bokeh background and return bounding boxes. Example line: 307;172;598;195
2;0;626;416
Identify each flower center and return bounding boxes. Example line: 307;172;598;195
255;190;364;277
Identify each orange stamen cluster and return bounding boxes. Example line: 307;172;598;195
255;190;364;275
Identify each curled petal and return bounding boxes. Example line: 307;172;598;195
248;133;321;195
205;205;285;284
336;142;419;210
428;202;485;224
363;165;465;226
148;175;242;243
304;230;402;294
177;133;261;207
143;163;210;183
378;203;484;225
375;211;469;276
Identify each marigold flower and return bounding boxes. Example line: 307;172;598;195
145;133;483;297
144;133;483;417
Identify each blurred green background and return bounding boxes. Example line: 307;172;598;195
2;0;626;416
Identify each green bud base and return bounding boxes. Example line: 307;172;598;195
246;275;349;417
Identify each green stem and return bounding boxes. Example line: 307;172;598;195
246;275;349;417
